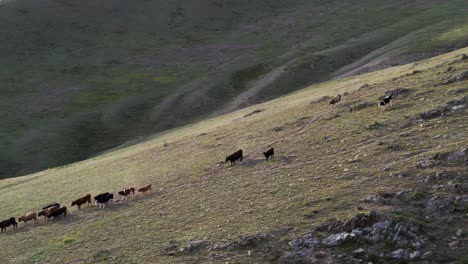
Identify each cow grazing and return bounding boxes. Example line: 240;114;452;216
329;94;342;107
138;184;152;194
38;204;60;221
94;192;110;206
47;206;67;221
378;95;393;109
71;194;91;209
263;148;274;161
96;193;114;209
226;149;243;165
0;217;17;232
118;188;136;200
18;211;37;225
42;203;60;210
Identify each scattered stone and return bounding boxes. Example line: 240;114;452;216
392;249;409;260
447;148;466;162
179;240;209;254
426;196;456;212
452;104;465;111
456;229;463;237
321;232;356;246
410;250;420;260
416;157;440;169
447;87;468;95
448;239;460;248
289;232;318;250
416;95;468;120
438;70;468;85
422;251;432;259
342;211;380;232
352;248;366;258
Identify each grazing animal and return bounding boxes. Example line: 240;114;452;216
71;194;92;209
378;95;393;109
118;188;136;200
47;206;67;221
94;192;110;206
18;211;37;225
329;94;342;107
0;217;18;232
263;147;275;161
42;203;60;210
38;204;60;220
138;184;152;194
96;193;114;208
226;149;243;165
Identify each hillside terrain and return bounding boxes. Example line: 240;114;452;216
0;48;466;263
1;0;467;178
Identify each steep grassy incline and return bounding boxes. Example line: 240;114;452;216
1;0;467;178
0;48;466;263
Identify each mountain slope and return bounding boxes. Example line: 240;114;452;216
1;0;467;178
0;48;466;263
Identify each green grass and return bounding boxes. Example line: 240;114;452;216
1;0;467;178
0;47;466;263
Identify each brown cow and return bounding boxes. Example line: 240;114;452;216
263;148;274;161
38;204;60;221
118;188;136;200
18;211;37;225
329;94;341;107
138;184;152;194
71;194;91;209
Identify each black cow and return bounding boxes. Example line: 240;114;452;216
226;149;243;165
48;206;67;221
96;193;114;208
0;217;17;232
94;193;110;206
263;148;275;161
42;203;60;210
378;95;393;109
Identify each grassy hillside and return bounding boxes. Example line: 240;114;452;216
1;0;467;178
0;48;466;263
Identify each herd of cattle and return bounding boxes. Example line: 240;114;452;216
0;184;153;233
0;92;394;234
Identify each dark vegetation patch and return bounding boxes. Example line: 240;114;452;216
437;70;468;85
415;95;467;120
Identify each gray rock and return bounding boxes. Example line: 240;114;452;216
179;240;209;254
416;157;439;169
426;196;455;211
410;251;420;260
353;248;366;258
422;251;432;259
321;232;356;246
362;195;380;203
447;149;466;161
288;233;318;250
452;104;465;111
392;249;409;260
456;229;463;237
